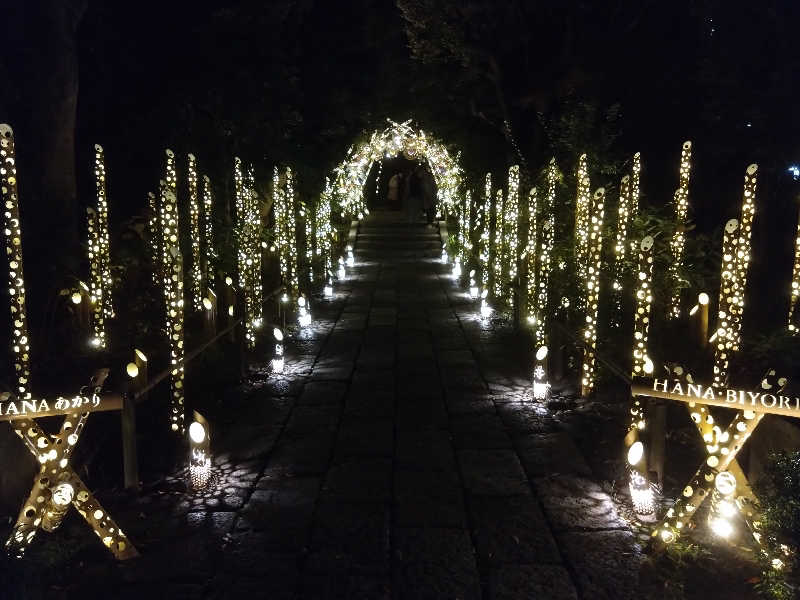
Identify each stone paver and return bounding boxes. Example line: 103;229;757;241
7;213;641;598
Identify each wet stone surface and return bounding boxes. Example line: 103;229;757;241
8;216;643;598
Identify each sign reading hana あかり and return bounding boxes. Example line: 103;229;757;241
0;392;122;421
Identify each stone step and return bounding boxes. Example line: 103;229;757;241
356;241;442;251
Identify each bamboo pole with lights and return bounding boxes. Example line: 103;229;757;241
87;144;114;349
479;173;492;297
148;190;161;287
574;154;590;292
201;174;214;291
505;165;520;307
493;187;505;300
160;149;185;434
613;174;632;294
668;141;693;319
284;167;300;296
534;159;557;348
712;218;741;390
729;165;757;351
187;154;203;312
580;188;605;397
526;187;538;321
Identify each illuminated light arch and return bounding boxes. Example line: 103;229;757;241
331;119;463;219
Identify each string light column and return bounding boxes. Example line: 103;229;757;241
187;154;203;312
526;187;538;321
668;141;693;319
87;144;113;348
580;188;605;397
505;165;520;307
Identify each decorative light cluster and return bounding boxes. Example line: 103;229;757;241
274;167;299;296
729;165;758;351
504;165;520;306
315;178;334;286
298;295;312;328
302;200;314;282
534;160;557;347
713;218;741;390
202;174;215;290
479;174;492;295
160;149;185;433
188;414;211;489
532;345;549;400
630;153;641;218
580;188;605;396
331;119;462;219
668;141;693;319
493;188;504;299
0;124;31;400
148;191;161;287
526;187;538;321
87;144;114;348
574;154;591;294
187;154;203;312
234;158;264;348
272;327;285;373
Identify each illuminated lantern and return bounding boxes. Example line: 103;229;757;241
480;289;491;318
338;257;346;280
40;482;75;532
298;295;312;328
452;257;462;279
708;471;737;539
188;411;211;489
532;345;550;400
324;276;334;298
668;141;693;318
580;188;605;397
347;244;355;267
441;248;448;264
272;327;285;373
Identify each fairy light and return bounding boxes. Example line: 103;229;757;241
87;145;113;348
729;164;757;351
493;188;505;299
630;152;641;218
479;174;492;297
302;200;314;282
713;218;740;390
535;159;557;348
331;119;462;219
160;149;185;433
234;159;263;348
1;124;31;399
186;154;203;312
458;190;473;267
148;191;161;287
201;175;214;291
628;235;656;515
574;154;591;292
668;141;693;319
526;187;538;321
505;165;520;306
285;167;299;295
273;166;288;288
580;188;605;396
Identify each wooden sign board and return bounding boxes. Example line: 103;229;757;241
631;377;800;418
0;393;123;421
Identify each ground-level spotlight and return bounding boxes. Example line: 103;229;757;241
338;257;346;280
451;257;461;279
626;440;655;515
469;270;478;299
480;289;491;318
532;345;550;400
298;295;312;328
272;327;285;373
189;411;211;489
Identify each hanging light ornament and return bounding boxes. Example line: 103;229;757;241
580;188;605;397
187;154;203;312
668;141;693;319
87;144;114;348
160;149;185;434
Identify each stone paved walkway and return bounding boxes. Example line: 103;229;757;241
15;212;643;599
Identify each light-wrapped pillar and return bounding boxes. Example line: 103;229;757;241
580;188;605;396
668;141;692;318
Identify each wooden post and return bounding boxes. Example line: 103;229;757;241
122;349;147;491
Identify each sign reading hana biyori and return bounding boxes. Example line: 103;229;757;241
0;392;122;421
631;376;799;417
